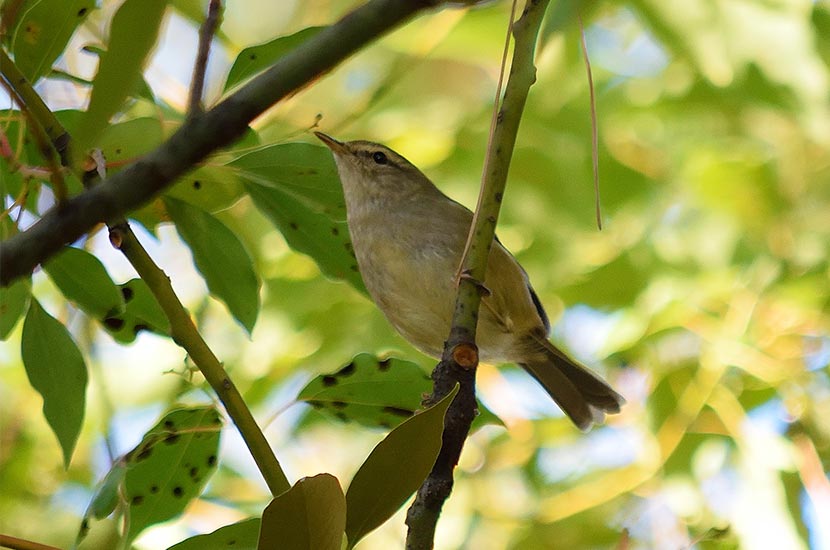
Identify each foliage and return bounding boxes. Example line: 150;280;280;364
1;1;829;549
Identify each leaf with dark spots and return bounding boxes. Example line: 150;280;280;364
382;406;414;418
119;406;221;543
337;362;356;377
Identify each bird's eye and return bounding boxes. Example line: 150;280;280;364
372;151;388;165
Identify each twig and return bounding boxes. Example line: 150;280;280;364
0;0;450;287
0;533;61;550
404;1;551;548
0;49;70;163
578;13;602;230
456;0;518;282
187;0;223;117
0;50;68;203
110;223;291;495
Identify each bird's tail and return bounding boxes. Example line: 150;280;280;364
520;336;624;431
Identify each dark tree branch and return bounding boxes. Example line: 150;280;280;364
0;0;449;287
187;0;223;117
405;1;551;547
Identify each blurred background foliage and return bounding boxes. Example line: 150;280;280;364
1;0;829;548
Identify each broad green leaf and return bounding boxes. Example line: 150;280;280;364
164;197;260;333
10;0;95;82
102;279;170;343
73;0;167;157
132;129;259;230
258;473;345;550
299;354;431;429
44;247;124;319
224;27;324;91
97;117;165;171
237;143;364;291
0;274;30;339
299;353;503;431
231;143;346;216
21;299;88;467
167;518;261;550
345;385;458;547
165;164;245;213
124;406;222;543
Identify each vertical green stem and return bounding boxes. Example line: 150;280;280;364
405;1;552;547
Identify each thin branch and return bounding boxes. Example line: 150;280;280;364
0;50;68;202
0;49;70;162
404;1;551;548
456;0;518;282
110;223;291;495
0;0;449;287
578;13;602;230
0;534;62;550
187;0;223;117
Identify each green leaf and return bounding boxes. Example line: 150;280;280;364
258;473;345;550
44;247;124;319
89;462;127;520
97;117;165;171
165;164;245;213
75;461;127;546
102;279;170;343
164;197;260;333
73;0;167;156
236;143;365;292
124;406;222;543
167;518;261;550
10;0;95;82
299;354;431;429
132;129;259;230
0;276;30;339
345;384;458;547
224;27;324;91
21;299;88;467
298;354;503;431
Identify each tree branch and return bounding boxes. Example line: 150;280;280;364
404;1;551;547
0;534;61;550
187;0;223;117
110;223;291;495
0;0;448;287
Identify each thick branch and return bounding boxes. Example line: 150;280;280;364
0;0;446;286
405;1;551;547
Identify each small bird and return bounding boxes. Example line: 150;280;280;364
316;132;623;430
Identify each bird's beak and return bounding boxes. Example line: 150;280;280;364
314;132;347;153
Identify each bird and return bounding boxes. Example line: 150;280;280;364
315;132;624;430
